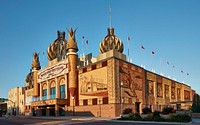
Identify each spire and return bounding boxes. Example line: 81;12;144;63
109;2;112;29
32;52;41;70
66;27;78;52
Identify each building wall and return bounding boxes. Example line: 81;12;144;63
18;87;24;115
8;87;19;115
10;51;195;117
146;71;193;111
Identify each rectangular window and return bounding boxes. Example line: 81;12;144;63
60;85;66;99
83;99;88;105
92;65;96;70
102;61;107;67
103;97;108;104
50;87;56;99
92;98;97;105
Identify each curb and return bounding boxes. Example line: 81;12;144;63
110;119;193;125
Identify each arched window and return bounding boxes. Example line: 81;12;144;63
42;84;47;100
50;81;56;99
60;79;66;99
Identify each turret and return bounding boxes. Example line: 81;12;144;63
32;52;41;96
66;27;78;106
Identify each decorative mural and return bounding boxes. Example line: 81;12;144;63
171;87;175;99
157;83;163;97
37;60;68;82
165;85;169;98
148;81;154;95
184;90;190;100
177;88;181;100
119;66;142;98
79;67;108;98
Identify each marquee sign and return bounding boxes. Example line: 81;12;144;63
38;61;68;81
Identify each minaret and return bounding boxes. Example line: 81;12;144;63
66;27;78;106
32;52;41;96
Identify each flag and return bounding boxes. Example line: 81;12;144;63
128;36;130;41
82;36;84;39
152;51;155;54
86;39;88;45
167;61;169;65
141;45;145;49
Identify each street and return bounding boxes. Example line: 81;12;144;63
0;116;198;125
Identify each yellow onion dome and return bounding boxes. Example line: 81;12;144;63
47;31;67;61
99;28;123;54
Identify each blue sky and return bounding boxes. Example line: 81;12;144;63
0;0;200;98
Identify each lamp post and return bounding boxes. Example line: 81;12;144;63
120;82;123;117
72;96;75;116
99;100;101;117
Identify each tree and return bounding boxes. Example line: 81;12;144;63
192;93;200;113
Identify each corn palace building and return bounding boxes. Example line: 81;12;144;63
15;27;195;117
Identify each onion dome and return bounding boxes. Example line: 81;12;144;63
32;52;41;70
25;72;32;83
47;31;67;61
99;28;124;54
66;27;78;52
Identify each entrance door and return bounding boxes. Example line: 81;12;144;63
135;102;141;113
59;107;65;116
41;109;46;116
49;108;55;116
176;104;181;110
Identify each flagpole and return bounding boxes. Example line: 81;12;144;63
140;45;145;68
86;39;88;65
82;36;84;57
140;45;142;67
180;70;184;83
167;61;169;78
42;52;45;69
128;37;130;62
159;57;162;75
151;51;154;72
186;73;189;85
109;2;112;29
172;65;175;79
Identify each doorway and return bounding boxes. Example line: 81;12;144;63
135;102;141;113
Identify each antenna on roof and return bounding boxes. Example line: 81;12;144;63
109;2;112;29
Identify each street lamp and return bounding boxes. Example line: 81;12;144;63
99;100;101;117
72;96;75;116
120;82;123;117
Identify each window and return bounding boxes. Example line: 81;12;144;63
92;98;97;105
83;99;88;105
102;61;107;67
42;89;47;100
60;84;65;99
103;97;108;104
92;65;96;70
50;87;56;99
